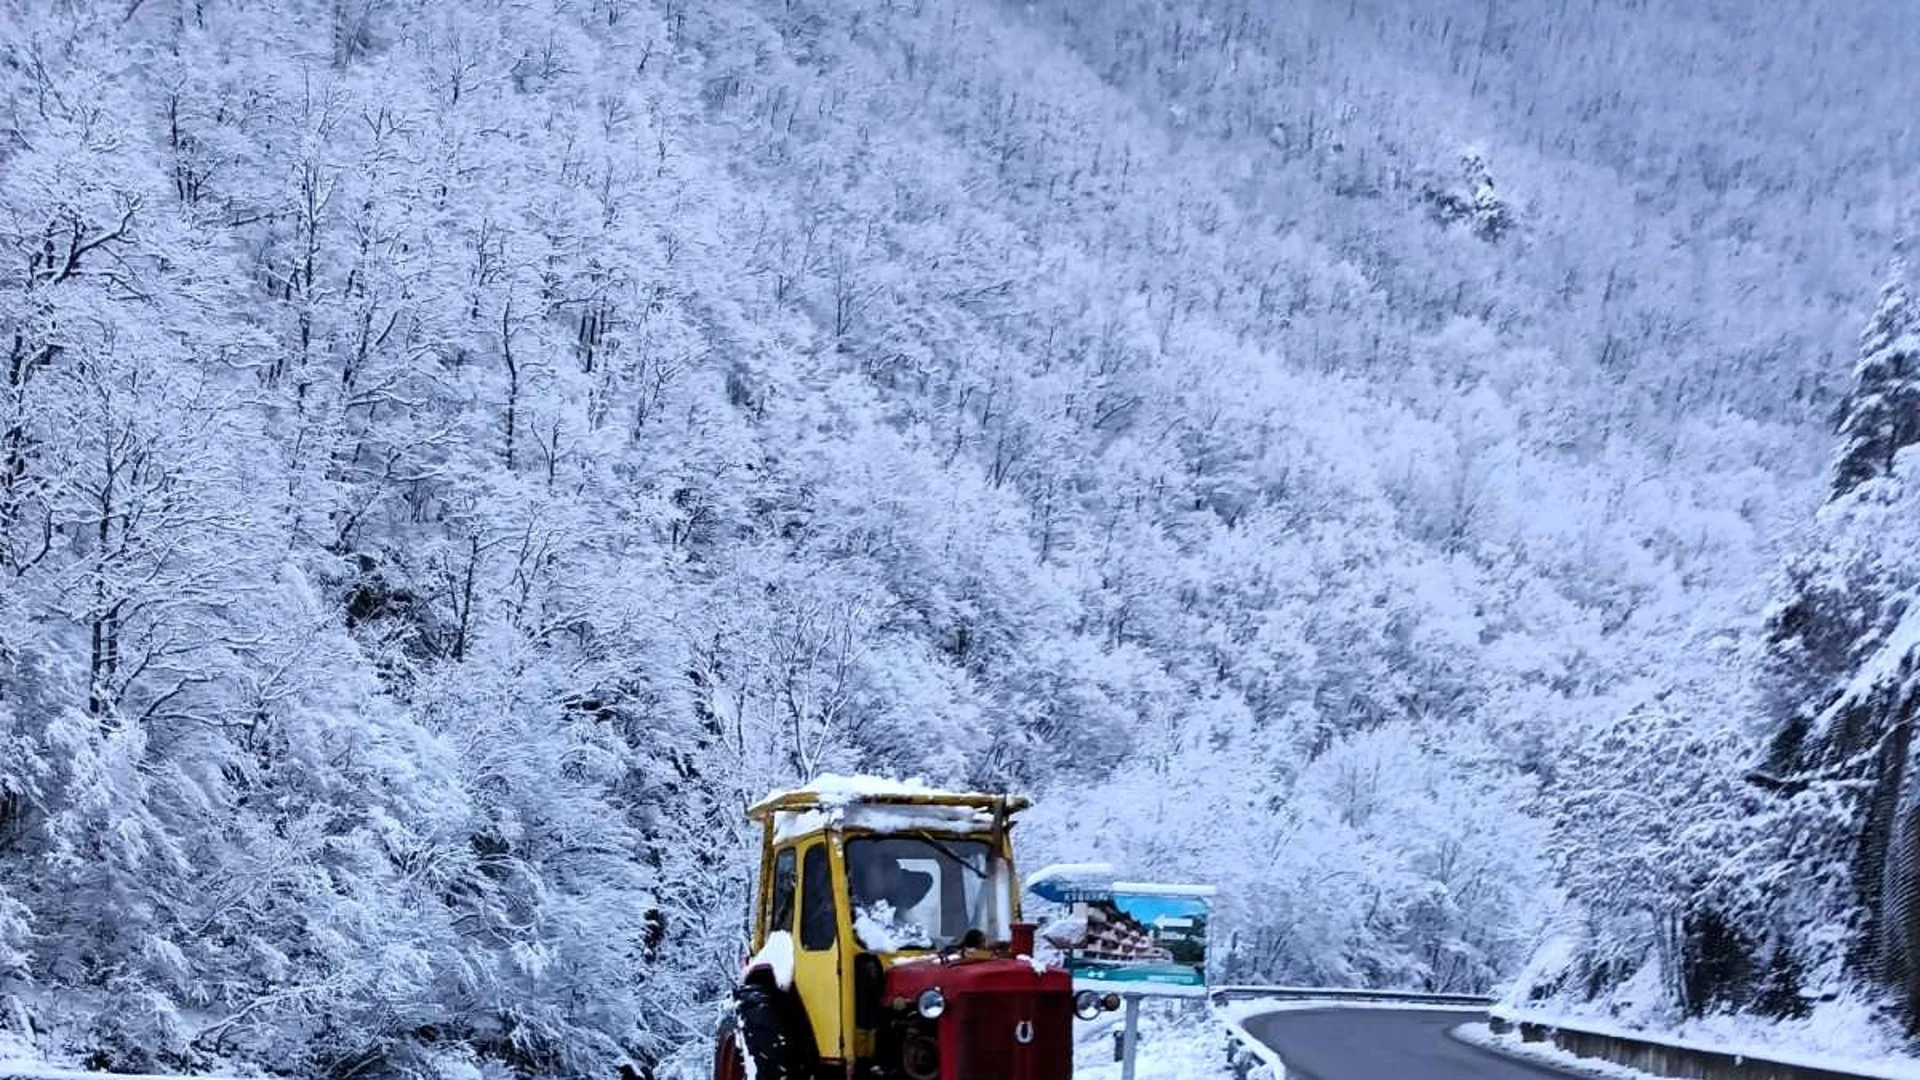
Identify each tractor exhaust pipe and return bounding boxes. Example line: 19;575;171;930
1011;921;1036;957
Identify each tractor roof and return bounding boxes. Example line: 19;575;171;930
748;775;1030;842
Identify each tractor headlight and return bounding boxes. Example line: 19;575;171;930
1074;989;1102;1020
916;988;947;1019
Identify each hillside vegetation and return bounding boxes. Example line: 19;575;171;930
0;0;1913;1076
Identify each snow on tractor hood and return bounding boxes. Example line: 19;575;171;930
882;952;1071;999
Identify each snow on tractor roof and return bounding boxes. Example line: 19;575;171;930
748;774;1030;843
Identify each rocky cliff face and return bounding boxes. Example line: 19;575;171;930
1747;269;1920;1034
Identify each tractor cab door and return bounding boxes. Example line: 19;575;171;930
793;839;847;1066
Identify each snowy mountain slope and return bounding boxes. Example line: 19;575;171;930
0;0;1910;1075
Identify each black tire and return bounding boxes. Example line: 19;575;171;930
731;975;818;1080
713;1012;744;1080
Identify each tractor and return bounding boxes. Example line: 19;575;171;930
713;780;1116;1080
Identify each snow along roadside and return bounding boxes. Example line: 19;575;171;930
1452;1021;1672;1080
1467;1013;1920;1080
1214;998;1288;1080
1073;1004;1233;1080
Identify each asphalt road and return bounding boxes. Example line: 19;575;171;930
1241;1007;1579;1080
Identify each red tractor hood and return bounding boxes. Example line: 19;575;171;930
884;956;1074;1080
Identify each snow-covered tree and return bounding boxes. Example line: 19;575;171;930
1833;262;1920;499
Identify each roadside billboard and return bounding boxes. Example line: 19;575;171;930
1027;866;1213;996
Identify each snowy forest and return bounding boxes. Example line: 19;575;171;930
1;0;1917;1076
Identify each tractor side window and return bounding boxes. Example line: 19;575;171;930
769;847;797;936
800;844;837;951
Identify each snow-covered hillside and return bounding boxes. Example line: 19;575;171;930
1;0;1915;1076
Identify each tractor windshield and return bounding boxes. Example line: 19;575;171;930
846;835;1010;951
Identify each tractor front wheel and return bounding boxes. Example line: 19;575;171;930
728;978;817;1080
712;1013;746;1080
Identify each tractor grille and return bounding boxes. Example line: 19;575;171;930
950;989;1072;1080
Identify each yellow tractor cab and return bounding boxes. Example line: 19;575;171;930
713;778;1116;1080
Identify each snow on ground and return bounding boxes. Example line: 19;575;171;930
1074;1001;1234;1080
0;1026;275;1080
648;998;1230;1080
0;1031;32;1064
0;1059;272;1080
1668;997;1919;1078
1455;1022;1673;1080
1501;952;1920;1076
1472;1010;1920;1080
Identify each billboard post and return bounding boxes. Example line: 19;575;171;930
1025;867;1216;1080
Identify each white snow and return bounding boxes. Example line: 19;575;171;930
778;805;966;842
743;930;795;990
0;1063;276;1080
0;1030;273;1080
1039;913;1089;948
767;775;1001;842
852;902;933;952
731;1023;757;1080
1074;1002;1235;1080
772;804;996;843
1823;599;1920;733
1501;931;1581;1007
1453;1022;1669;1080
1482;1007;1920;1080
1025;862;1117;891
0;1030;34;1066
1111;882;1218;897
786;774;944;805
12;1;1920;1073
1215;1002;1289;1080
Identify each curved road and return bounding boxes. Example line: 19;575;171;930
1241;1007;1578;1080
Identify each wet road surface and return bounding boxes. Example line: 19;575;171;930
1240;1007;1579;1080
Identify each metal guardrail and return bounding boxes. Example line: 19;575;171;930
1488;1012;1904;1080
1209;984;1495;1008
